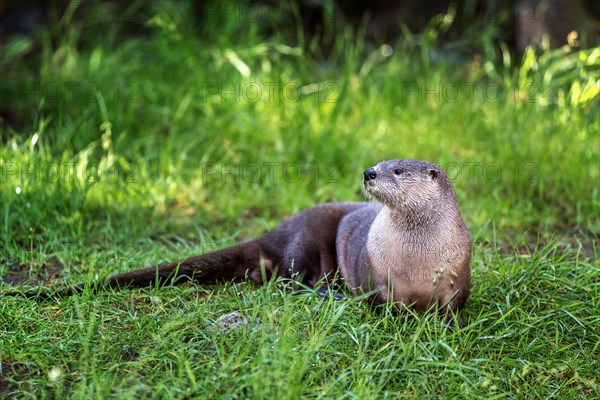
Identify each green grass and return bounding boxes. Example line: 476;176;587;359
1;1;599;398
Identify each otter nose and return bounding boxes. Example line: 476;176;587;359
363;168;377;181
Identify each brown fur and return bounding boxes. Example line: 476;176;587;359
104;202;367;289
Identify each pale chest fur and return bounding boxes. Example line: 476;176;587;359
366;208;461;303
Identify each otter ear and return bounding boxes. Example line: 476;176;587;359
428;169;438;181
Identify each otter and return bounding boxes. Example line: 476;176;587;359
4;160;472;326
337;160;472;325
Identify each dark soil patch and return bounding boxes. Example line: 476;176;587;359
1;262;66;286
0;360;30;397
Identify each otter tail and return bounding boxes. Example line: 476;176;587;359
105;239;265;288
2;240;266;300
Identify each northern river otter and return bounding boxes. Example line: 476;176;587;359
4;160;472;326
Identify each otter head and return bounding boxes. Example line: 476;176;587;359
363;160;452;212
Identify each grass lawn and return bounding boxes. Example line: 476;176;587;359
1;1;599;399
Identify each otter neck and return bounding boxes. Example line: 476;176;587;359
385;202;445;231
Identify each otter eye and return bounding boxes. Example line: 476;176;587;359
394;168;403;175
